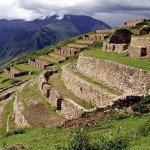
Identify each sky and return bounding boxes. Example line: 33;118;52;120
0;0;150;27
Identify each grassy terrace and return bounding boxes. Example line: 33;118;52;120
0;73;17;88
0;97;16;136
48;73;93;109
67;64;122;96
14;64;42;80
38;55;59;63
18;79;64;126
0;113;149;150
84;47;150;71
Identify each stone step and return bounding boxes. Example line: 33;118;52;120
61;64;122;108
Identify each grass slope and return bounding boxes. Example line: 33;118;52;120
0;113;149;150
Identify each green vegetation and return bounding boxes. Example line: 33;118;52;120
0;113;149;150
131;96;150;113
0;97;16;136
0;73;18;88
18;80;64;126
49;73;92;109
84;47;150;71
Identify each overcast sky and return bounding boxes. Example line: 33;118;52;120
0;0;150;27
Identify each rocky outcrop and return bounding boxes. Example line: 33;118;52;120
76;55;150;95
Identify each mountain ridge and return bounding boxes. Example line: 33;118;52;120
0;14;111;67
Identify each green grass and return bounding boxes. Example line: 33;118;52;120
15;64;42;72
0;113;149;150
0;73;18;88
38;55;58;63
84;47;150;71
0;97;15;136
67;64;122;95
49;73;93;109
18;79;63;124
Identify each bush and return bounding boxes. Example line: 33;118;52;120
114;113;130;120
55;129;130;150
132;103;149;113
67;129;90;150
131;96;150;113
138;119;150;137
4;129;26;137
92;136;130;150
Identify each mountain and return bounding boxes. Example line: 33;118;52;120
0;14;111;67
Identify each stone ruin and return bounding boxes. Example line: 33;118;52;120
128;36;150;58
123;19;145;27
4;66;28;78
28;59;49;69
55;47;80;56
55;40;93;56
139;25;150;36
38;70;95;119
103;29;133;53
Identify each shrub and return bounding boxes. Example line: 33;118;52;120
67;129;90;150
132;103;149;113
114;113;130;120
138;119;150;137
92;135;130;150
4;129;26;137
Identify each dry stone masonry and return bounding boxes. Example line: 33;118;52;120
128;36;150;58
39;70;92;119
28;59;49;69
103;29;132;53
123;19;145;27
76;55;150;95
61;65;118;108
13;94;30;128
4;67;28;78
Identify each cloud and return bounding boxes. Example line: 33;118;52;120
0;0;150;26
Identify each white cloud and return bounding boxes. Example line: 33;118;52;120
0;0;150;26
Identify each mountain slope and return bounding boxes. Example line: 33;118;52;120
0;14;111;67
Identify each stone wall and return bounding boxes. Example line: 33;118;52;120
103;42;128;53
130;37;150;48
76;55;150;95
123;19;144;27
61;65;118;108
13;94;30;128
61;99;85;119
128;37;150;58
39;70;90;119
0;92;14;102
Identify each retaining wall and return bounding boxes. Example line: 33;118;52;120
61;65;118;108
76;55;150;95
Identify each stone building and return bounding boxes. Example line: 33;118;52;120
28;59;49;69
55;47;80;56
88;34;110;41
4;67;28;78
103;29;132;53
128;37;150;58
123;19;145;27
139;25;150;36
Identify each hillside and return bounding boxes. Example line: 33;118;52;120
0;15;110;67
0;19;150;150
